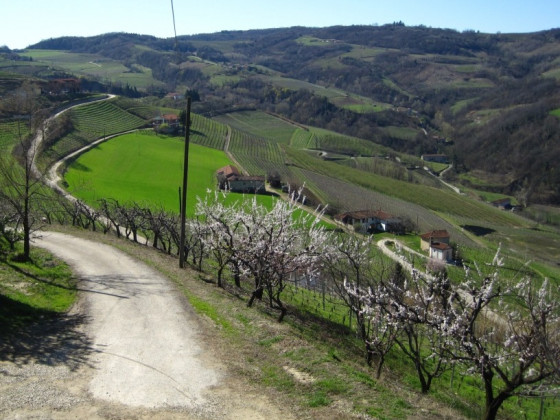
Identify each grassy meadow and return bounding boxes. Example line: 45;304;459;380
39;99;148;170
64;132;233;215
21;50;164;90
64;131;279;215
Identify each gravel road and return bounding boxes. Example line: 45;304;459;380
1;231;293;419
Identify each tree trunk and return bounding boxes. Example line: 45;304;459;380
482;368;495;418
23;195;31;261
417;362;430;394
375;359;384;379
217;266;223;288
233;264;241;287
277;306;287;323
483;393;508;420
248;287;263;307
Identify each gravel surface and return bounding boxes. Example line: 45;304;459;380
1;231;294;419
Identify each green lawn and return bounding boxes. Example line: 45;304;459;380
65;132;233;215
21;49;164;90
0;245;76;334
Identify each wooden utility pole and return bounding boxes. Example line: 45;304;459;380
179;97;192;268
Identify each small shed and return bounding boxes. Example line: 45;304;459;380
429;242;453;262
420;230;450;251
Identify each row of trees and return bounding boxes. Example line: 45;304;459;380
343;255;559;419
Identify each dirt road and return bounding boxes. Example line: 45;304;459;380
1;231;293;419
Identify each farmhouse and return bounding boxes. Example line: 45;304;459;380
216;165;266;194
152;113;180;127
420;230;452;262
335;210;400;233
420;230;450;251
152;113;181;134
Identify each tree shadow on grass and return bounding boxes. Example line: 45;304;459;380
461;225;496;237
0;295;95;372
5;260;132;299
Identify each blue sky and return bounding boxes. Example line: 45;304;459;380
1;0;559;50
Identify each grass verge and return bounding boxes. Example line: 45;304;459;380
0;243;77;335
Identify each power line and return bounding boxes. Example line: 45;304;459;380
170;0;178;49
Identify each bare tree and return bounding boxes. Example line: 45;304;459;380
0;141;47;261
0;82;48;260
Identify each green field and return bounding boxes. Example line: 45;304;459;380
21;50;164;90
40;99;148;169
64;131;279;214
65;132;233;215
0;120;29;151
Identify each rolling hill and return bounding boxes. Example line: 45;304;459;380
9;25;559;205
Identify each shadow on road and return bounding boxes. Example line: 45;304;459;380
0;309;95;372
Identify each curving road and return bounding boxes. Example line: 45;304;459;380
2;96;298;418
34;231;220;410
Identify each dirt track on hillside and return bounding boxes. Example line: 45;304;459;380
0;231;295;419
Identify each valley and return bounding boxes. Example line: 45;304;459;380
1;24;560;420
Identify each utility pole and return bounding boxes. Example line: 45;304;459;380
179;96;191;268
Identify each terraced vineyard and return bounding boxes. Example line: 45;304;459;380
228;129;288;177
213;110;297;144
310;127;391;156
40;99;147;168
71;100;146;134
190;114;227;150
111;97;162;120
289;128;317;149
285;146;528;228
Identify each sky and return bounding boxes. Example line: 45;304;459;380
1;0;559;50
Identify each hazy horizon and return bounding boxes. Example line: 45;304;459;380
2;0;559;50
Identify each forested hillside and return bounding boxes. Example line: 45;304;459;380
7;24;560;204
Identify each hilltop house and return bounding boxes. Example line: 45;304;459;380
420;230;450;251
216;165;266;194
335;210;400;233
421;230;452;262
152;114;180;132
